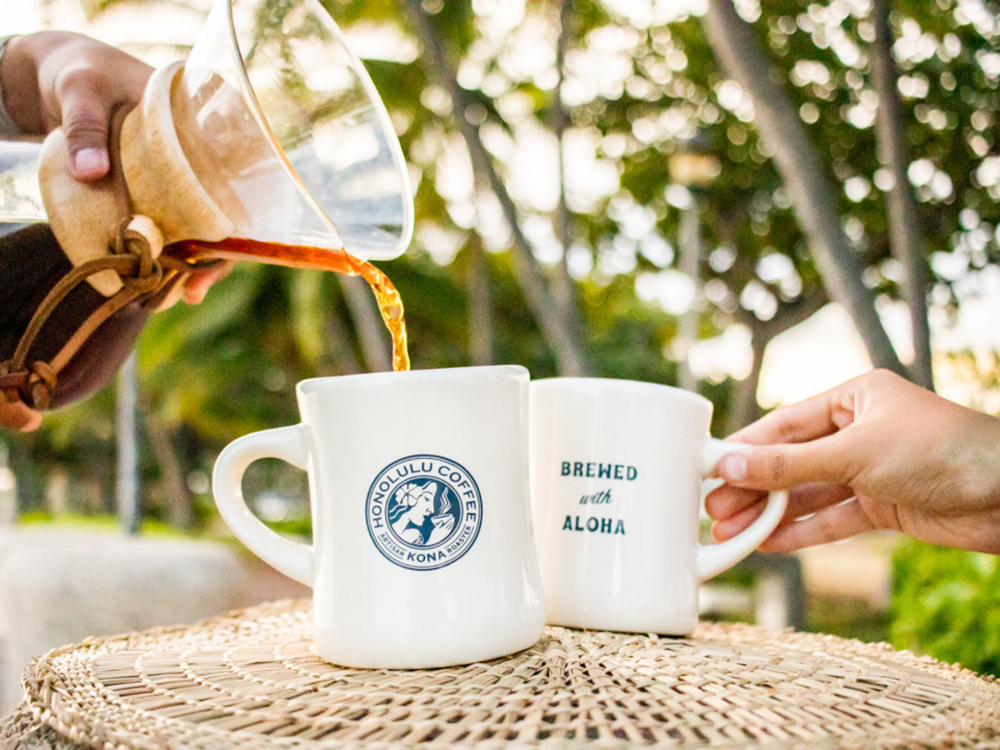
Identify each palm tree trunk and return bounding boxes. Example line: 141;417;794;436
142;404;191;530
727;335;765;434
116;352;140;535
339;275;393;372
550;0;587;362
870;0;934;390
467;237;495;366
701;1;905;377
678;203;701;393
325;301;364;374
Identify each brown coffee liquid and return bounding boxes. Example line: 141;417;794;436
166;238;410;372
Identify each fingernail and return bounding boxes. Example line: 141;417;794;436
719;452;747;481
73;148;109;178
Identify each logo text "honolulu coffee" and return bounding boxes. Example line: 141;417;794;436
560;462;638;481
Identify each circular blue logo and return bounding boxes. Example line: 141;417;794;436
365;455;483;571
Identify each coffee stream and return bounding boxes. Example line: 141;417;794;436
166;238;410;372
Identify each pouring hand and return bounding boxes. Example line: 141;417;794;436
1;32;153;181
704;369;1000;555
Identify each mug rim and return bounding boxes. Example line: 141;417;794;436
530;376;711;408
297;364;529;395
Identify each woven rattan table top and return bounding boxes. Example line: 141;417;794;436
1;598;998;749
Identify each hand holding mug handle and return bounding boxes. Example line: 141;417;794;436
696;438;788;581
212;425;314;586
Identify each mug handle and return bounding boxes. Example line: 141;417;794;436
695;438;788;582
212;425;314;586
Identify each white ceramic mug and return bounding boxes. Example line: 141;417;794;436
213;366;545;668
529;377;787;635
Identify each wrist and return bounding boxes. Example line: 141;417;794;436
955;410;1000;512
1;33;45;135
0;36;20;137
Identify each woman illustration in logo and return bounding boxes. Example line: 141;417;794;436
388;480;456;547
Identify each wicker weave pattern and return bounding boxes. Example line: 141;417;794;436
1;599;999;749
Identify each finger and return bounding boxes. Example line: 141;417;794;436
710;482;855;539
757;498;876;552
716;431;856;491
181;261;233;305
711;500;768;542
704;484;766;521
727;380;859;446
55;74;111;181
782;482;855;521
0;399;42;432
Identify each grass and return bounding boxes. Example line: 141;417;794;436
16;511;185;537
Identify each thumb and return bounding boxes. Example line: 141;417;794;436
58;88;111;182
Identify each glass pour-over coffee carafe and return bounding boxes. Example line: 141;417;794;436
0;0;413;410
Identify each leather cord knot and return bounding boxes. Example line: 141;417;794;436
0;361;24;408
118;219;164;297
26;362;57;410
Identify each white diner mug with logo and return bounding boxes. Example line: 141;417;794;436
529;377;788;635
213;365;545;668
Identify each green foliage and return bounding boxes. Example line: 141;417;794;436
891;538;1000;677
583;277;678;384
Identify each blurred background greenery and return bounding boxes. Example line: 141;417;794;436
4;0;1000;675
